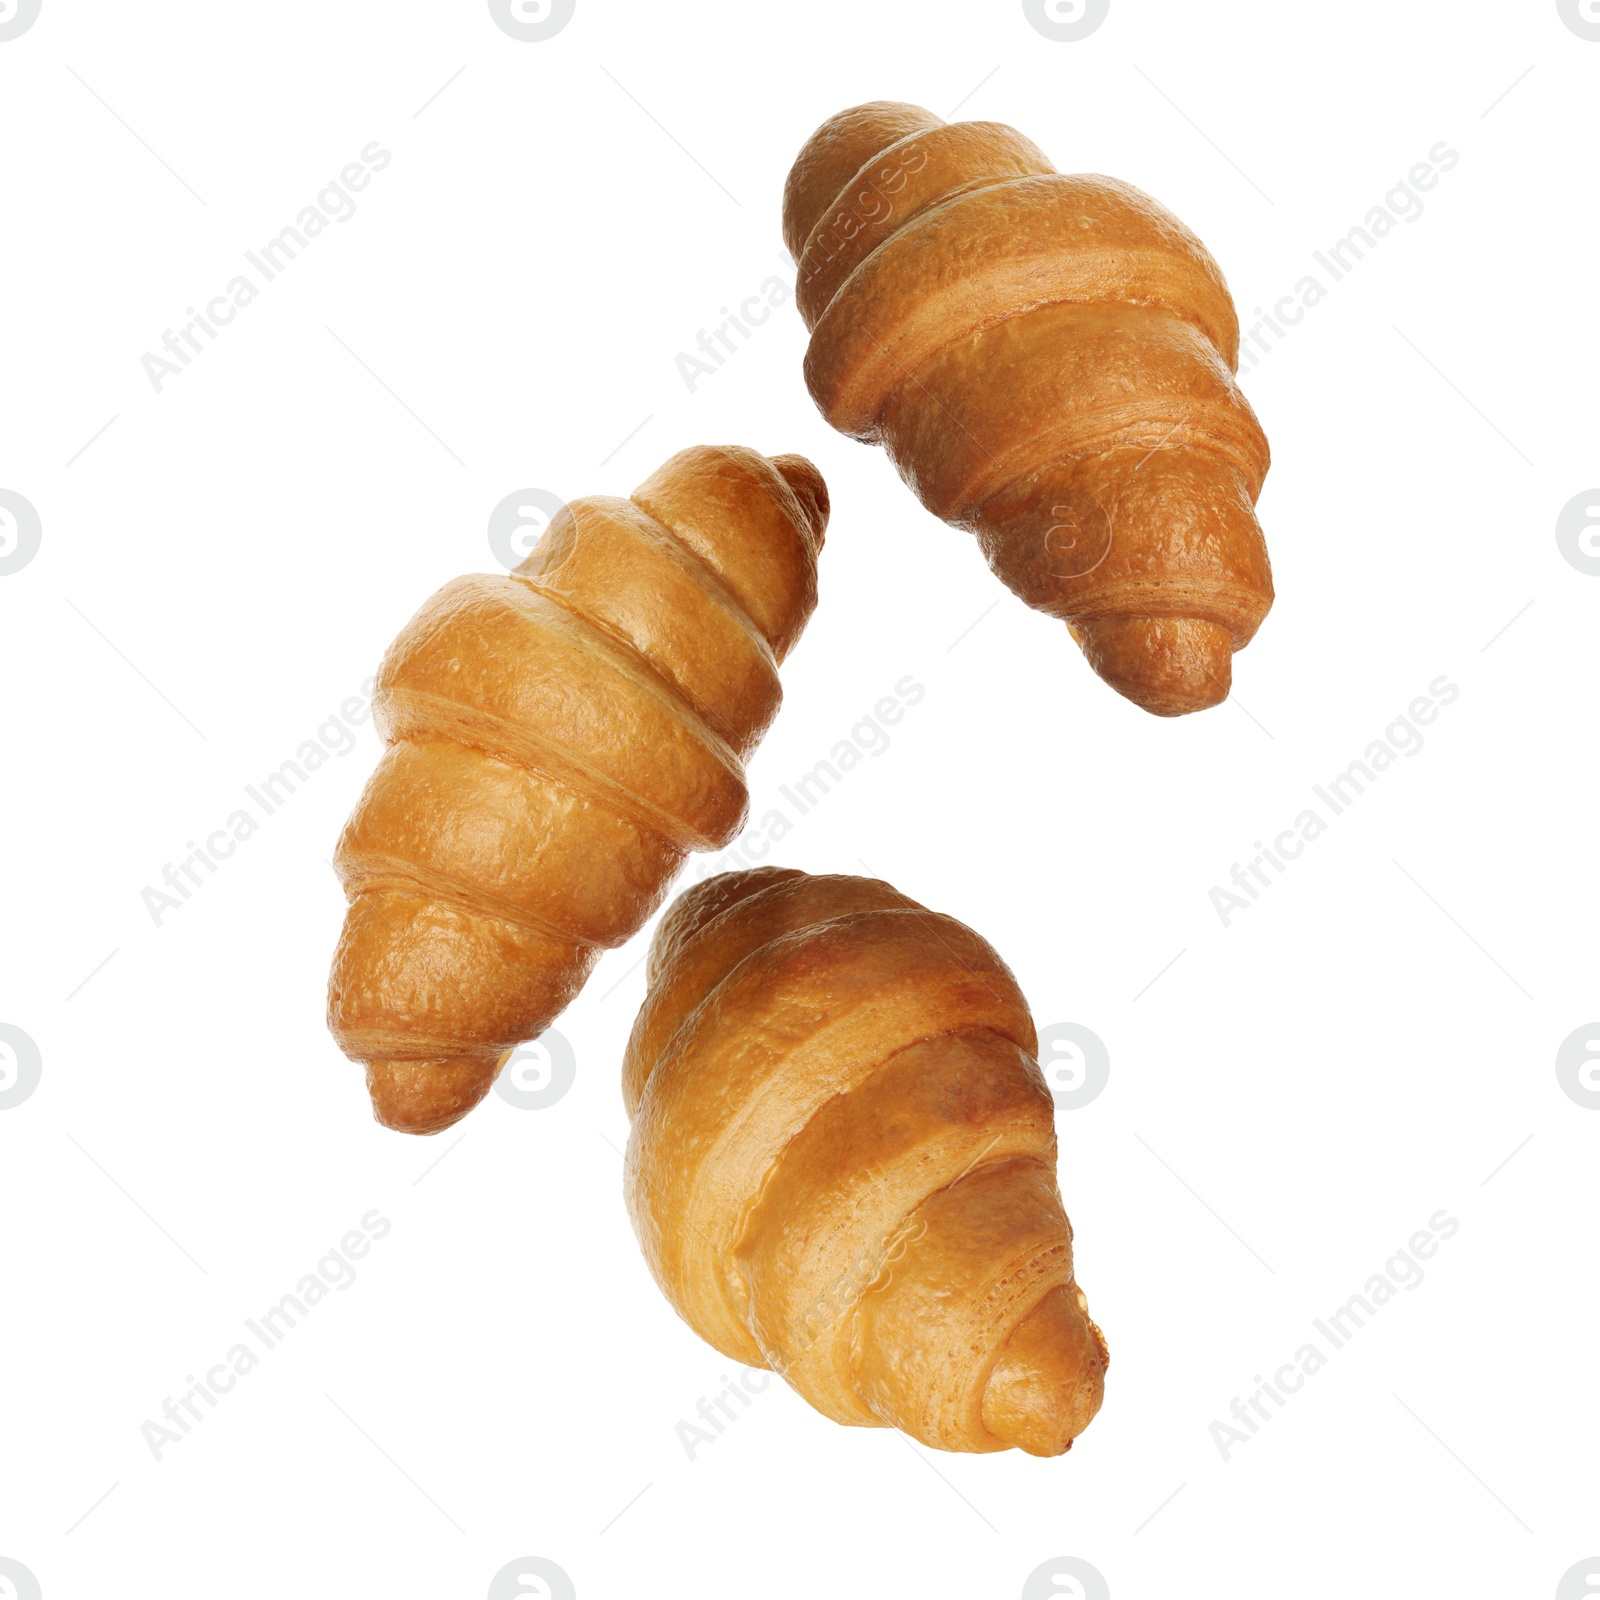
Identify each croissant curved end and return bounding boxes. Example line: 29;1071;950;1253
982;1283;1109;1456
365;1051;508;1136
1071;615;1235;717
770;452;830;541
782;100;944;260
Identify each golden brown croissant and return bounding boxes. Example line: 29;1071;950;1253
783;101;1273;716
623;866;1107;1456
328;447;828;1135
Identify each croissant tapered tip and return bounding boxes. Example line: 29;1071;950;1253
1071;614;1235;717
781;100;945;259
770;452;830;542
365;1052;506;1135
982;1283;1109;1456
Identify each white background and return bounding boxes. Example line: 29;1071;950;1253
2;2;1597;1597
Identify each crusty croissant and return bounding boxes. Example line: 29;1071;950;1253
328;447;828;1135
623;866;1107;1456
783;101;1272;716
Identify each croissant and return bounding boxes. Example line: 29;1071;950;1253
328;446;828;1134
783;101;1273;716
622;866;1107;1456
